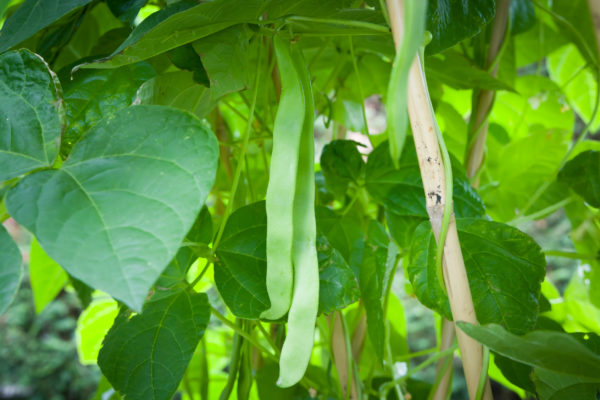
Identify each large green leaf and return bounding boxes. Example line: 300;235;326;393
0;0;92;52
315;205;364;264
532;368;600;400
547;44;600;133
509;0;536;35
214;201;360;319
365;141;485;248
319;140;365;197
76;298;119;364
82;0;263;69
192;24;251;100
134;71;216;118
6;105;219;311
551;0;598;65
481;128;571;221
0;224;22;314
426;49;514;92
558;150;600;208
156;206;213;289
29;237;68;313
264;0;353;19
425;0;496;55
457;323;600;381
98;290;210;400
61;63;155;156
358;220;389;362
0;49;63;181
409;218;546;333
316;235;360;315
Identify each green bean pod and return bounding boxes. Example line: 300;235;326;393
277;42;319;388
262;36;306;320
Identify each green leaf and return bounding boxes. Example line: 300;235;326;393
192;24;251;100
319;140;365;197
558;150;600;207
551;0;598;65
358;220;389;362
106;0;146;24
409;218;546;333
315;205;364;264
0;0;92;53
264;0;353;19
98;290;210;400
6;105;219;311
0;49;63;181
167;44;209;86
134;71;216;118
532;368;600;400
214;201;270;319
316;235;360;314
214;201;361;319
481;128;571;221
29;237;68;313
62;63;155;156
156;206;212;288
0;224;22;314
514;20;567;67
256;361;310;399
490;75;574;140
82;0;263;69
510;0;536;35
426;49;515;92
76;298;119;364
365;141;485;248
457;323;600;381
425;0;496;55
547;44;600;133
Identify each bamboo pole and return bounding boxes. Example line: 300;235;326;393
431;2;511;399
385;1;493;399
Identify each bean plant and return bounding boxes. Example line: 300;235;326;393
1;0;600;399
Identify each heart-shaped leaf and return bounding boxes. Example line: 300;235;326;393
457;323;600;381
409;218;546;334
214;201;360;319
6;105;218;310
0;224;23;314
0;49;63;181
0;0;92;53
98;290;210;400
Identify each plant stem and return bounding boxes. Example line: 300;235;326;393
348;36;372;145
212;44;263;254
430;318;455;400
464;0;511;182
475;346;490;400
378;344;458;399
210;306;277;360
544;250;599;260
219;319;243;400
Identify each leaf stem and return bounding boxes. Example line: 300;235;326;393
212;43;263;254
474;346;490;400
210;306;277;360
544;250;599;260
378;344;458;399
348;36;372;144
285;16;390;34
508;197;573;226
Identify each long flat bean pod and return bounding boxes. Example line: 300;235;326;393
262;36;306;320
277;42;319;388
